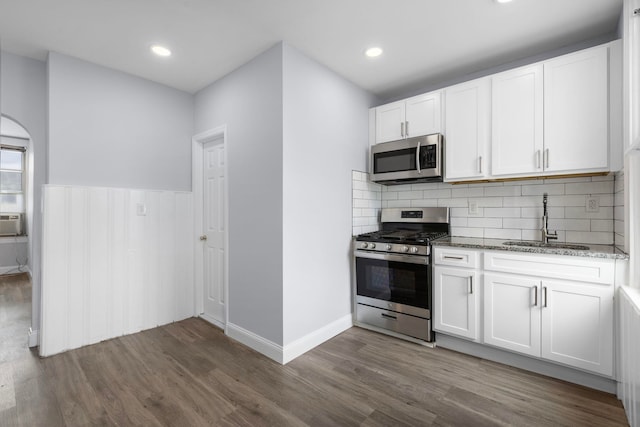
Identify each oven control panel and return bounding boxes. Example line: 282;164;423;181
357;242;429;257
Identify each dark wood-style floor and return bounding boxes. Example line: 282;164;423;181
0;274;629;426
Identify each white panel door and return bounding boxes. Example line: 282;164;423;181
492;64;544;177
433;266;479;341
405;92;442;138
375;100;405;143
484;273;541;357
540;279;613;376
444;77;491;181
544;45;609;173
203;141;226;325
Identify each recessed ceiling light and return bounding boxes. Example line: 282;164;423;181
151;45;172;57
365;47;383;58
495;0;513;3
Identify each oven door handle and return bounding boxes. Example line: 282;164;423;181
355;250;428;265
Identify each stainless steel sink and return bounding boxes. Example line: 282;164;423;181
502;241;590;251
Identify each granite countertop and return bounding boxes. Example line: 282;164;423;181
431;236;629;260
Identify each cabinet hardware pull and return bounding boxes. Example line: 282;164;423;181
381;313;397;320
543;286;548;308
199;235;208;241
478;156;483;174
536;150;541;169
400;122;405;137
443;255;464;260
634;8;640;15
405;121;410;137
544;149;549;169
416;139;422;174
532;286;538;306
469;276;473;294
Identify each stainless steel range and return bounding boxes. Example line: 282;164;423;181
354;207;449;342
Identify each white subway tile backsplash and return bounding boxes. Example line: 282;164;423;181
398;190;423;200
411;199;438;208
547;219;590;232
503;218;542;230
522;183;565;196
353;172;621;245
484;185;521;197
424;189;453;199
591;174;614;182
451;187;484;198
565;181;613;195
468;217;502;228
591;220;614;232
483;207;521;218
484;228;522;240
566;231;613;245
451;227;484;238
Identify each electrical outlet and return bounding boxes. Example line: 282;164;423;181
586;196;599;213
469;201;479;216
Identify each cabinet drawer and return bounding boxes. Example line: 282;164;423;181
356;304;430;341
433;247;480;268
484;251;614;284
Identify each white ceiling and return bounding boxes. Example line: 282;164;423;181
0;0;623;99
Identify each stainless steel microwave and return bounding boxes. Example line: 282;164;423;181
370;134;443;185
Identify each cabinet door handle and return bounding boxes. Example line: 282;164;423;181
416;139;422;174
443;255;464;260
469;276;473;294
405;121;410;137
543;286;548;308
532;286;538;307
400;122;405;138
544;149;549;169
478;156;483;174
536;150;541;169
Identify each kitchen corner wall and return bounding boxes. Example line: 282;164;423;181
353;172;622;246
614;170;625;251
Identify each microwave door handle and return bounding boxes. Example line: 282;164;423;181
416;140;421;174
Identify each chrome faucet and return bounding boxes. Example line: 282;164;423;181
542;193;558;244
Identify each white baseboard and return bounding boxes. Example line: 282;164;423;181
226;315;354;365
226;322;284;364
200;313;225;330
0;265;30;275
28;327;39;348
282;314;353;364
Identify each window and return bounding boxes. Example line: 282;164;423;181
0;145;25;213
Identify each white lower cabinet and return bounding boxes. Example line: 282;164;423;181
483;252;614;377
484;273;541;357
433;266;480;341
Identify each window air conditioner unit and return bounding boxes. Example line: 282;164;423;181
0;214;22;236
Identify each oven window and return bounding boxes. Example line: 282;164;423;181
356;257;429;308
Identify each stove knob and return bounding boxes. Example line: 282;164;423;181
360;242;368;249
410;246;419;254
369;243;376;249
386;244;392;250
402;245;409;253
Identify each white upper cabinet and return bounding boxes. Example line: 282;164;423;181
375;92;441;143
375;100;405;143
444;77;491;181
491;64;544;177
544;45;609;173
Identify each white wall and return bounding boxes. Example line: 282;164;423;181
47;52;193;191
0;51;47;333
281;43;375;353
194;44;285;345
40;185;194;356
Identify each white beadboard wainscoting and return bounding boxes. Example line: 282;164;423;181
40;185;194;357
618;286;640;427
353;171;622;246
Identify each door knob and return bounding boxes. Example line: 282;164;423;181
199;235;207;241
